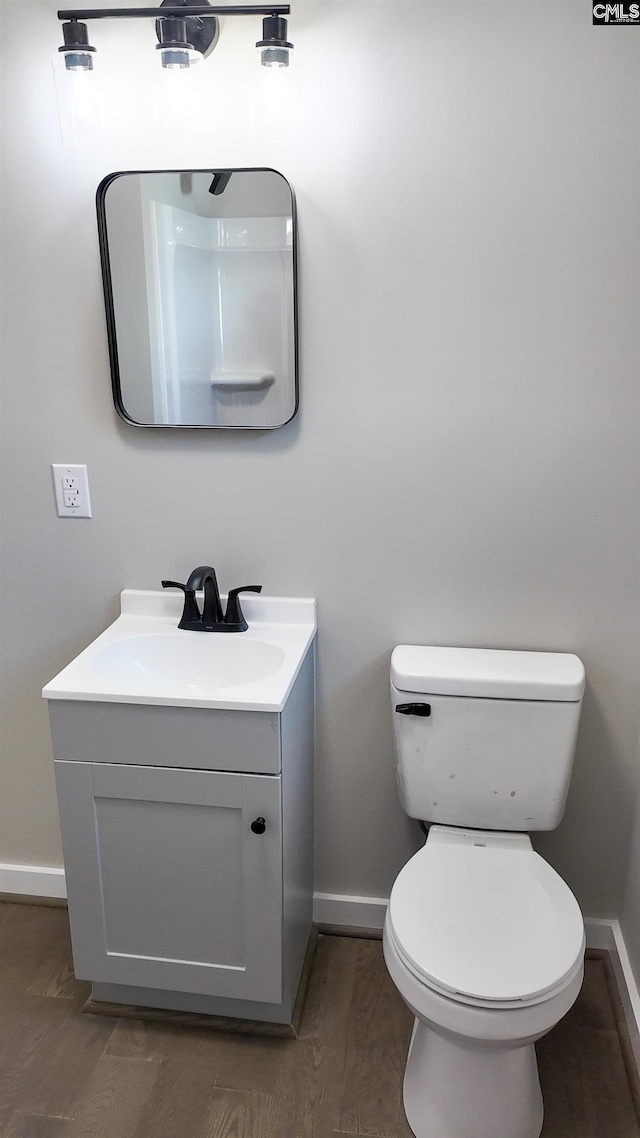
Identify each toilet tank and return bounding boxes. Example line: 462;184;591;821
391;646;585;832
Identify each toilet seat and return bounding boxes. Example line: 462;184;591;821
387;827;585;1010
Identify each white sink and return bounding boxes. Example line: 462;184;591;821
43;590;316;712
94;633;286;692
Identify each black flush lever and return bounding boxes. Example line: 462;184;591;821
395;703;431;717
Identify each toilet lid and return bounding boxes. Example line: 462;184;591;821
388;835;584;1005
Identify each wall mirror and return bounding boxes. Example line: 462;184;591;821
97;168;297;429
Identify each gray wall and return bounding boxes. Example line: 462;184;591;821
1;1;639;925
621;733;640;981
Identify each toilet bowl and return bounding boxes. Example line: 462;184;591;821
384;826;585;1138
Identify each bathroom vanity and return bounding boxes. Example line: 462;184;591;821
43;590;316;1027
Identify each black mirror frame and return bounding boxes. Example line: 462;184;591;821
96;167;299;430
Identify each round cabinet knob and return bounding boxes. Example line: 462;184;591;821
250;816;266;835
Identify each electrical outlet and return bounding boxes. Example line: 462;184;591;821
52;464;92;518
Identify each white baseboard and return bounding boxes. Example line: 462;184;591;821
313;891;388;929
586;917;640;1072
0;862;66;899
2;865;639;1068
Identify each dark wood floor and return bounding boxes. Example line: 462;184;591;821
1;903;639;1138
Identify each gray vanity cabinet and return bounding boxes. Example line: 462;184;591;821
49;651;314;1024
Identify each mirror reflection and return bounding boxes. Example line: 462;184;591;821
97;169;297;429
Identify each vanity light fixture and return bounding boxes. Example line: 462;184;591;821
57;2;292;72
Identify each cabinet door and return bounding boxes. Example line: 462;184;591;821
54;761;283;1002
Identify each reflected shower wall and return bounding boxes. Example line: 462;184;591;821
146;204;294;426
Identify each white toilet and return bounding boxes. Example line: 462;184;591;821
384;645;586;1138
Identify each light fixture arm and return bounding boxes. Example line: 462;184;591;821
58;7;290;19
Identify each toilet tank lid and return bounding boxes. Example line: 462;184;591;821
391;646;585;701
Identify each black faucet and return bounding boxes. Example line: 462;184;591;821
186;565;223;625
162;566;262;632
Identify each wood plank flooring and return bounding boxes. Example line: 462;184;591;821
1;902;639;1137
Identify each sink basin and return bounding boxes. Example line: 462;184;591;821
94;633;286;692
42;590;317;712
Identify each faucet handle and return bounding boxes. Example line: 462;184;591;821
161;579;201;625
224;585;262;631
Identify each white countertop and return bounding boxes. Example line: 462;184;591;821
42;590;317;713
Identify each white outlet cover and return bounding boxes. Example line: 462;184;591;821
52;464;92;518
